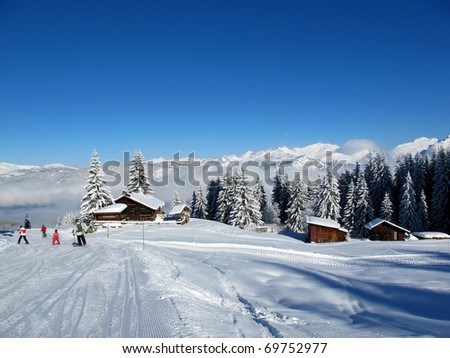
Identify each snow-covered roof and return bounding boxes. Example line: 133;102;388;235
94;203;127;214
169;204;191;215
306;216;348;232
365;218;410;233
412;232;450;239
115;193;165;210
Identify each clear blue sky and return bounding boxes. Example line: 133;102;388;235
1;0;449;167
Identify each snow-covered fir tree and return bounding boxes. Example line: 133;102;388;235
338;170;354;220
127;150;153;195
379;192;394;222
272;169;289;223
305;177;321;217
192;187;208;219
316;170;341;221
206;178;221;221
216;173;237;224
230;171;263;230
430;148;450;233
254;175;267;214
80;150;114;223
365;152;393;217
416;189;429;232
61;211;80;225
353;171;374;238
190;191;197;214
171;191;182;208
286;176;308;233
411;153;427;202
341;180;356;236
24;213;31;229
398;171;417;231
262;199;280;225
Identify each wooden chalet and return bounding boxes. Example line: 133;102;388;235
168;204;191;224
365;218;409;241
306;216;348;243
411;232;450;240
93;193;165;222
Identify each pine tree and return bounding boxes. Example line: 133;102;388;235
398;171;417;231
230;171;263;230
430;148;450;233
61;211;80;226
411;154;427;201
190;191;197;215
353;171;374;237
80;150;114;223
193;187;208;219
127;150;153;195
374;152;393;216
272;170;289;223
379;192;394;222
306;178;321;217
171;191;182;208
393;157;408;222
254;175;267;214
364;152;393;217
286;176;308;233
206;178;221;221
24;213;31;229
341;181;356;236
416;189;428;232
216;173;236;224
338;170;354;221
262;199;281;225
316;170;341;221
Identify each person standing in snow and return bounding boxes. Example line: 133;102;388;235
41;224;47;238
72;219;87;246
52;229;60;245
18;225;29;244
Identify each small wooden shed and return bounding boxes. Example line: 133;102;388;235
365;218;409;241
168;204;191;224
306;216;348;243
411;232;450;240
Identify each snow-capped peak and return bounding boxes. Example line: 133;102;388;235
0;162;77;175
390;137;439;158
0;162;39;175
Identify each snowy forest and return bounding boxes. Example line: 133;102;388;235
189;148;450;236
74;148;450;236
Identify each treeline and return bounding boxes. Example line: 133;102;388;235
189;148;450;235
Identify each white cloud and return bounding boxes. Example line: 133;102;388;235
337;139;380;156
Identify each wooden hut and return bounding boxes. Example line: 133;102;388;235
93;203;127;221
364;218;409;241
94;193;165;222
306;216;348;243
411;232;450;240
168;204;191;224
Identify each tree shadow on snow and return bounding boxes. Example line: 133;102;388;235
272;263;450;337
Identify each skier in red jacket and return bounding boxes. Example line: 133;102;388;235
41;224;47;238
18;225;29;244
52;229;60;245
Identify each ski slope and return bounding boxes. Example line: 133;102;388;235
1;220;450;338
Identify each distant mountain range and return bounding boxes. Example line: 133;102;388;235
0;135;449;225
215;135;450;166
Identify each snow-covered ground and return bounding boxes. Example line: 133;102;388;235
1;220;450;338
